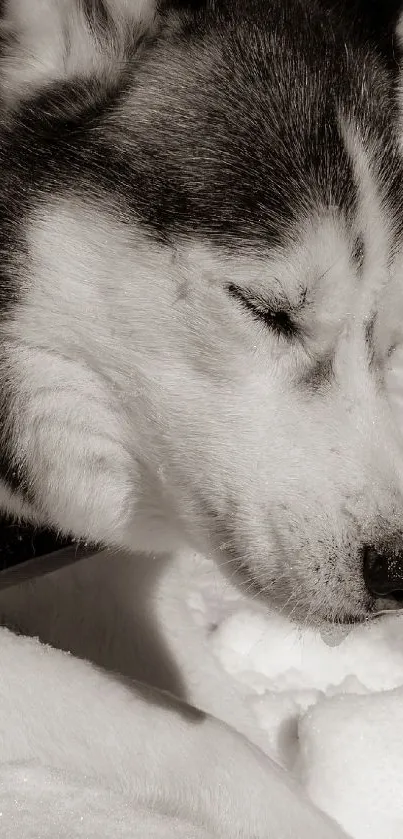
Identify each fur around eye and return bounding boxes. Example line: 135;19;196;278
227;283;298;339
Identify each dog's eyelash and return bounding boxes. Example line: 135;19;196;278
227;283;300;339
352;235;365;268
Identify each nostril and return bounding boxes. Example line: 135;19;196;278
363;545;403;598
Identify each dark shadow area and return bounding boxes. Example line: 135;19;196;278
0;516;70;570
0;540;194;710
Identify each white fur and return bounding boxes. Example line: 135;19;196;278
4;193;403;623
0;0;401;626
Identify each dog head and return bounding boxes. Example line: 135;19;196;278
0;0;403;625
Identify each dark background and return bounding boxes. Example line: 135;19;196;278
0;518;70;572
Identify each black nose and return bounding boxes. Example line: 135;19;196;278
363;545;403;598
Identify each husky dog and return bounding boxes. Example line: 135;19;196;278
0;0;402;626
0;2;398;837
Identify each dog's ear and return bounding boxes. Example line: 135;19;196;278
0;0;159;108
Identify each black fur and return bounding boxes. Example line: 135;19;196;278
0;0;402;497
2;1;402;246
82;0;111;30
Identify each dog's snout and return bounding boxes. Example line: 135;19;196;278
363;545;403;598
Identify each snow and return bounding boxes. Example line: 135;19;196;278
206;597;403;839
299;690;403;839
0;349;402;837
0;764;139;838
2;549;403;839
0;764;212;838
210;608;403;694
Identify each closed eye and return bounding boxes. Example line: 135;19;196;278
227;283;303;340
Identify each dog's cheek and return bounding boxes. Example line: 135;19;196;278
4;345;136;547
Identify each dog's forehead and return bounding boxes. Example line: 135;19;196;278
0;0;401;319
1;0;401;267
103;1;403;256
183;214;362;301
108;5;364;244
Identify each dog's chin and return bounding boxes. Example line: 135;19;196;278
214;553;360;626
272;603;368;629
209;540;403;627
268;598;403;630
